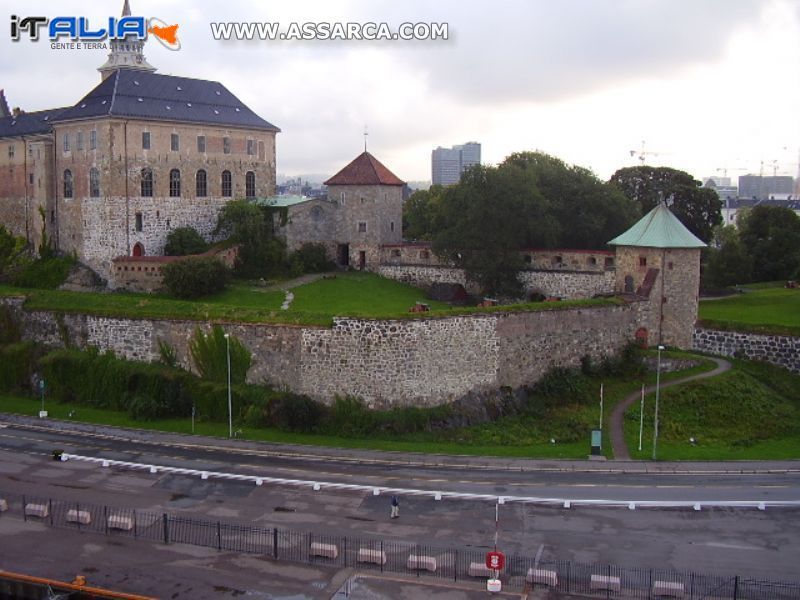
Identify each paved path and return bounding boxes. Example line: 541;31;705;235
609;357;732;460
260;271;333;292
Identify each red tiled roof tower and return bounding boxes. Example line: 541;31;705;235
324;151;404;186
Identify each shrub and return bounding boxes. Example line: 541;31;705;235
267;393;327;433
162;256;230;299
0;225;29;281
189;326;251;384
0;341;38;393
157;339;179;369
289;243;333;274
164;227;209;256
12;256;75;289
39;348;192;417
0;305;21;344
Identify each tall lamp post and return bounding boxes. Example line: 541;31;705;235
223;333;232;438
652;344;665;460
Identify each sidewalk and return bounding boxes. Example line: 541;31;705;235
2;412;798;475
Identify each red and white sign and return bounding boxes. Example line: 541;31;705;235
486;550;505;571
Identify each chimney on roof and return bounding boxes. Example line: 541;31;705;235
12;107;23;117
0;90;9;118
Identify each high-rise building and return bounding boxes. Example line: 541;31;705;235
431;142;481;185
738;175;794;199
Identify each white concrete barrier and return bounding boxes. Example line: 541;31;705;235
407;554;437;572
357;548;387;566
526;568;558;587
107;514;134;531
468;562;493;578
0;498;8;512
310;542;338;560
591;574;621;593
66;509;92;525
24;503;49;518
653;581;685;597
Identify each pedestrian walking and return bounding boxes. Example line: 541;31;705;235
390;495;399;519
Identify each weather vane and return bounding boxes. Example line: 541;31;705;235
363;125;368;152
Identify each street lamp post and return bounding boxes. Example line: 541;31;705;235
224;333;232;438
652;345;665;460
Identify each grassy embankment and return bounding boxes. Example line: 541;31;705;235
0;271;618;327
699;282;800;337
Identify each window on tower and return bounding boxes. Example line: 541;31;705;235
142;131;150;150
89;168;100;198
223;137;231;154
221;170;232;197
89;129;97;150
197;135;206;153
170;133;179;152
196;169;207;197
169;169;181;197
63;134;70;152
63;170;73;198
141;168;153;197
245;171;255;198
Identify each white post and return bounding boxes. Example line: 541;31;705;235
652;345;664;460
599;383;604;431
638;383;645;452
224;333;232;438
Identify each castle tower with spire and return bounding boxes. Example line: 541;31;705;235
97;0;157;81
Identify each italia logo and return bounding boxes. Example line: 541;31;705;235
10;15;181;50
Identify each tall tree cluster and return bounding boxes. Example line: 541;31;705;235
404;152;640;295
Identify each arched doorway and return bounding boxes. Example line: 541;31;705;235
635;327;648;348
132;243;144;257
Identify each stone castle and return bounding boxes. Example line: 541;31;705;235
0;2;710;406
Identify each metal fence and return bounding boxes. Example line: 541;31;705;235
2;489;799;599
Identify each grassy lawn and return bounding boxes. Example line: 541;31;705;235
0;272;620;327
624;360;800;460
699;284;800;336
0;351;722;460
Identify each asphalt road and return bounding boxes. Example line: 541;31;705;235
1;419;799;582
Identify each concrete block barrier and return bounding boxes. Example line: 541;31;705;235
357;548;387;566
526;568;558;587
468;562;493;578
0;498;8;512
406;554;437;572
591;574;621;593
66;509;92;525
310;542;338;560
107;514;134;531
653;581;685;597
24;503;49;518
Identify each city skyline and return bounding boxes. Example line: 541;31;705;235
1;0;798;183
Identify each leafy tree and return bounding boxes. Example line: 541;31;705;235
215;200;286;278
164;227;209;256
162;256;230;299
189;325;251;384
703;225;753;288
432;164;550;297
738;205;800;282
502;152;639;249
288;243;333;275
403;185;445;240
609;166;722;243
0;225;29;280
430;152;639;296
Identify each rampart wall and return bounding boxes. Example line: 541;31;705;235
693;327;800;373
1;296;645;407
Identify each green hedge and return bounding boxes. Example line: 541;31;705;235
0;342;37;393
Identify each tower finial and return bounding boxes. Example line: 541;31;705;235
363;125;368;153
122;0;132;16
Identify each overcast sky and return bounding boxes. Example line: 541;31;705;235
2;0;799;184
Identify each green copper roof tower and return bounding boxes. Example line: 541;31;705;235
608;202;706;249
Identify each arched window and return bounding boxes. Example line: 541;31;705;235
141;168;153;197
624;275;634;293
132;242;144;257
63;170;73;198
169;169;181;197
196;169;207;197
221;170;232;197
245;171;255;198
89;168;100;198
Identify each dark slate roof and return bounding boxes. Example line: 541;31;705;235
53;70;279;131
324;151;404;186
0;107;68;138
721;197;800;210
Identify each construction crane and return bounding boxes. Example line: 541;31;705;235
715;167;749;178
629;141;663;165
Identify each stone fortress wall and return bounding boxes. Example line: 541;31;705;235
0;296;647;407
693;327;800;373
